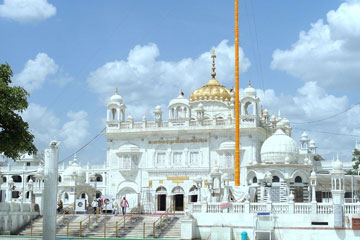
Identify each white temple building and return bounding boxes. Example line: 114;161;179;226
0;51;359;216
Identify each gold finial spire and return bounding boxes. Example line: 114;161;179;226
211;49;216;78
115;88;118;95
248;80;251;88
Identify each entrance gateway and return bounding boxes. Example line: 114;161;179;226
172;186;185;211
156;186;167;211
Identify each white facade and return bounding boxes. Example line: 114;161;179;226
0;52;359;216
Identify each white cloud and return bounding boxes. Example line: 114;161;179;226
271;0;360;91
13;53;58;92
59;111;90;149
0;0;56;23
22;103;90;152
22;103;60;147
88;40;250;119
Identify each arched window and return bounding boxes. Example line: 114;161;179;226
111;108;117;120
244;102;254;115
91;174;103;182
272;176;280;183
58;175;62;182
253;177;257;183
96;191;102;198
295;176;302;183
27;175;35;182
64;192;69;202
12;191;20;198
12;175;22;183
2;176;6;183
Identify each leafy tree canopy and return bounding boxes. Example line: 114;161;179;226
347;148;360;175
0;63;37;160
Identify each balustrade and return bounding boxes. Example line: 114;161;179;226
272;203;289;214
192;203;202;213
207;203;221;213
233;203;245;213
317;203;333;214
294;203;312;214
250;203;267;213
344;203;360;214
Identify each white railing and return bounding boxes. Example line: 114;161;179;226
317;203;333;214
216;119;226;126
192;203;202;213
250;203;267;213
344;203;360;214
272;203;289;214
134;122;143;128
207;203;221;213
233;203;245;213
190;202;360;215
294;203;312;214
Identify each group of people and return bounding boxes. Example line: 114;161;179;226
91;196;129;215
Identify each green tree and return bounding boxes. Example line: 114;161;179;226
347;148;360;175
0;63;37;159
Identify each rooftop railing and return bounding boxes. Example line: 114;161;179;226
189;201;360;215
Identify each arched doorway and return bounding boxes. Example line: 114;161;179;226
171;186;184;211
156;186;167;211
188;186;198;203
117;187;138;209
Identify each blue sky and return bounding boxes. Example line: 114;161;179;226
1;0;359;164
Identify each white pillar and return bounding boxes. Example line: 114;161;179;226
43;141;60;240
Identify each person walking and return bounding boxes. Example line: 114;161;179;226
91;199;98;214
112;198;118;215
120;196;129;216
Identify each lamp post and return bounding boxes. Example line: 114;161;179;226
264;172;272;203
222;173;230;202
28;179;34;203
7;178;14;202
194;177;202;203
207;177;214;202
43;140;60;240
309;171;317;203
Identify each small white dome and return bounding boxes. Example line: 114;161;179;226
263;109;269;116
332;155;343;171
261;129;299;164
282;117;290;126
243;86;257;98
63;156;86;182
301;132;309;141
109;91;123;104
168;90;189;107
309;139;316;148
311;171;316;177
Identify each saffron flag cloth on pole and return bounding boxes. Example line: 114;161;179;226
220;203;233;209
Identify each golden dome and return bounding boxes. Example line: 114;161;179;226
189;50;231;102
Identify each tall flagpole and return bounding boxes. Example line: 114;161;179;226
234;0;240;186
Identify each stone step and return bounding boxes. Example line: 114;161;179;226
18;214;182;239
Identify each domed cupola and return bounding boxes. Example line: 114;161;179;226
243;81;257;98
109;89;123;105
107;88;126;122
63;154;86;183
260;129;299;164
169;89;189;107
189;50;231;102
169;89;190;120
